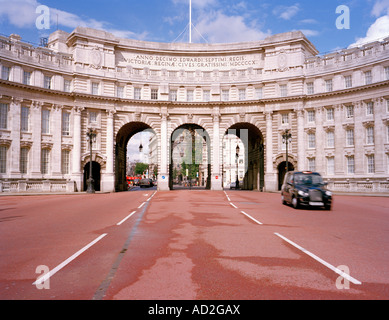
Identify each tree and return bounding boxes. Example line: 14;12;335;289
135;162;149;176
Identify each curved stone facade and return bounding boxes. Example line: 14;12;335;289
1;27;389;193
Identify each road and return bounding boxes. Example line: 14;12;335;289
0;190;388;300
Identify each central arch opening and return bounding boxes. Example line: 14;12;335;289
169;124;211;190
115;122;157;192
223;123;265;191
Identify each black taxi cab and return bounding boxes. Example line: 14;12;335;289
281;171;333;210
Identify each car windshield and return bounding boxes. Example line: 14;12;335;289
294;173;323;186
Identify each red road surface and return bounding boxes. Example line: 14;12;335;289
0;190;388;300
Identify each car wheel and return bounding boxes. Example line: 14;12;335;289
292;197;299;209
325;204;332;211
281;195;287;205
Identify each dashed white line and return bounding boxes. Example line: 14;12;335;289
33;233;108;286
274;233;362;285
117;211;137;226
230;202;238;209
138;202;145;209
241;211;263;225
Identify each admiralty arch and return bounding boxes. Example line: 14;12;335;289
0;27;389;193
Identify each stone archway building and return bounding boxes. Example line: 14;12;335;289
1;28;389;193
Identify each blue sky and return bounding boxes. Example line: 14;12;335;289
0;0;389;54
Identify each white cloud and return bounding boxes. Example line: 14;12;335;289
350;15;389;47
372;0;389;17
349;0;389;47
273;3;301;21
193;10;270;43
0;0;146;40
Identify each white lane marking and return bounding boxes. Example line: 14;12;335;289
33;233;108;286
274;233;362;285
138;202;145;209
117;211;137;226
241;211;263;225
230;203;238;209
224;191;231;201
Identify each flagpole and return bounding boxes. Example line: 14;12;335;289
189;0;192;43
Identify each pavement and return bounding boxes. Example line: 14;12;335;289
0;189;388;300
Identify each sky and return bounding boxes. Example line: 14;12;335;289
0;0;388;54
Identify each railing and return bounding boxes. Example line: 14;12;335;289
0;180;75;193
327;180;389;193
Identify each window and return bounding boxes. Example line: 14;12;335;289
325;79;333;92
307;82;314;95
222;90;229;101
345;75;352;88
307;110;315;123
365;71;372;85
62;112;70;136
0;103;8;129
326;108;334;121
367;155;375;174
187;90;194;102
239;89;246;100
21;107;29;132
387;124;389;143
308;132;316;149
346;105;354;118
62;150;70;175
385;66;389;80
44;75;52;89
366;102;374;115
280;85;287;97
89;111;97;124
203;90;210;102
20;147;29;174
366;126;374;145
41;109;50;134
327;157;335;175
41;149;50;174
151;89;158;100
117;86;124;98
255;88;263;99
327;131;335;148
346;129;354;146
64;79;71;92
281;113;289;125
308;158;316;171
347;156;355;174
91;82;99;95
1;66;10;81
134;88;141;100
23;71;31;85
169;90;177;101
0;146;6;173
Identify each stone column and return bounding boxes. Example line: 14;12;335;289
102;108;115;192
296;108;305;171
9;97;22;178
211;108;222;190
264;110;277;191
158;108;170;191
72;106;83;191
51;105;63;178
374;98;385;174
30;101;42;178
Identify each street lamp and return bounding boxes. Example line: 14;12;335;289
235;144;240;189
86;128;97;194
282;129;292;173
